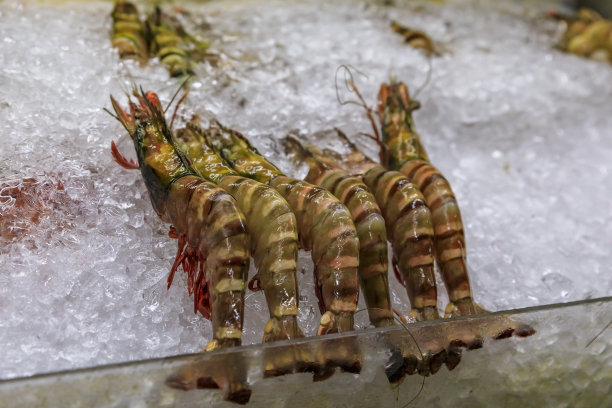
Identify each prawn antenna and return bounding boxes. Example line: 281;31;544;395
103;107;119;121
165;75;192;114
334;64;381;144
412;57;433;101
352;307;426;407
169;88;190;130
393;313;426;408
117;62;137;92
335;64;368;107
585;318;612;348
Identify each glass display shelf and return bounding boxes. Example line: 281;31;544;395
1;297;610;407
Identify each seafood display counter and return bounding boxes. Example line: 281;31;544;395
1;0;611;406
1;298;611;407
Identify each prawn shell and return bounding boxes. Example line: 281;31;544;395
132;121;192;220
166;175;250;346
363;165;438;313
111;1;148;63
400;160;471;303
308;168;393;327
270;176;360;321
207;125;360;333
377;82;429;168
110;91;250;348
146;7;195;77
176;125;303;341
217;175;300;319
376;81;480;316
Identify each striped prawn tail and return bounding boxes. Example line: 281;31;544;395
165;175;251;350
363;165;440;321
399;160;484;317
270;176;360;334
216;175;303;342
284;134;393;328
313;169;394;328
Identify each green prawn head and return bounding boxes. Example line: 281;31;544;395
206;122;283;184
376;81;429;168
108;89;193;219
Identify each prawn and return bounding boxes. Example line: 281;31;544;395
310;130;450;377
107;89;251;355
174;120;309;367
390;21;441;57
146;6;209;78
549;8;612;63
322;128;541;379
283;134;452;378
376;81;482;318
375;81;535;343
110;1;148;65
340;70;536;339
292;131;440;324
283;134;394;329
204;121;361;377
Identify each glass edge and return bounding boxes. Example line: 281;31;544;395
2;295;610;385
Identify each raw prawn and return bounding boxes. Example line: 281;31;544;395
550;8;612;63
108;89;251;355
110;1;148;64
283;134;394;328
204;122;361;377
376;81;481;318
390;21;441;57
291;134;453;378
321;128;540;378
174;120;305;347
373;81;535;342
290;131;440;323
146;6;209;77
204;122;360;337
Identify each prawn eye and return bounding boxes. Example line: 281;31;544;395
145;91;163;110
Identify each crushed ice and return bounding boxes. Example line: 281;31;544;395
1;0;611;379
